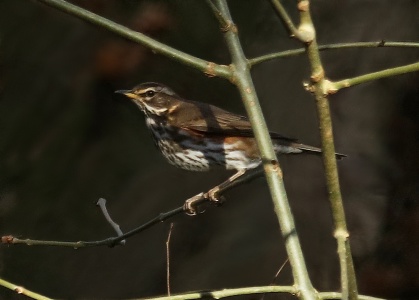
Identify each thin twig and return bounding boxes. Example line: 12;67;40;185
166;223;174;296
96;198;125;245
330;61;419;92
260;258;289;300
248;41;419;66
272;258;289;283
1;169;264;249
0;277;52;300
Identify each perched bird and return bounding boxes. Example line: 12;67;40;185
116;82;344;211
116;82;343;170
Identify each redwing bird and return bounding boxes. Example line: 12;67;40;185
116;82;345;211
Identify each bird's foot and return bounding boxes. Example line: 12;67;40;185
183;188;226;216
205;187;225;206
183;193;205;216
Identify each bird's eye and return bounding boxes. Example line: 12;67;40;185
146;90;155;97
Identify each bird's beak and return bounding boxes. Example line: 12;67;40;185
115;90;136;99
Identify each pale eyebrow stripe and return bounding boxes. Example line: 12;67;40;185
137;88;156;96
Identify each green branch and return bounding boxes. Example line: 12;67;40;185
136;286;385;300
145;285;297;300
0;277;386;300
205;0;230;30
0;278;52;300
331;61;419;92
269;0;311;42
319;292;384;300
213;1;317;299
294;1;358;299
249;41;419;66
34;0;231;79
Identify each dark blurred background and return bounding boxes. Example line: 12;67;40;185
0;0;418;299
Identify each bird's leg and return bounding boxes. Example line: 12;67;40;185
183;170;247;215
183;192;206;215
206;170;246;203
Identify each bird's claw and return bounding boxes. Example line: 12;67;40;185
206;188;225;206
183;193;205;216
183;189;226;215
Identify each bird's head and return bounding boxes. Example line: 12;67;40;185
116;82;178;116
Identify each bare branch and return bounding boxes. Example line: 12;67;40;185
289;0;358;298
330;61;419;93
269;0;311;42
205;0;230;31
215;0;318;299
0;277;52;300
131;286;384;300
1;169;264;249
319;292;384;300
249;41;419;66
146;285;297;300
166;223;174;296
271;258;289;283
0;275;386;300
260;258;289;300
96;198;125;245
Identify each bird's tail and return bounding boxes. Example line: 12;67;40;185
275;141;347;159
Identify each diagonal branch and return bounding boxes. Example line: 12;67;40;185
330;61;419;92
269;0;311;42
34;0;231;79
1;169;264;249
205;0;230;30
0;277;52;300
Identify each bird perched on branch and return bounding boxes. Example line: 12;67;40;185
116;82;345;211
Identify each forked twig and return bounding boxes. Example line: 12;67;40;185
96;198;125;245
260;258;289;300
166;223;174;296
1;168;264;249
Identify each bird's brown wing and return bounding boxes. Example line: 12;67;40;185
169;99;348;159
174;101;296;142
